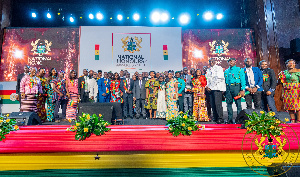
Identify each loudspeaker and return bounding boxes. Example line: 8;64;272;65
78;102;122;123
8;112;42;126
268;163;300;177
236;109;264;125
290;38;300;53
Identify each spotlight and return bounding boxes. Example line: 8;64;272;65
203;11;213;21
89;13;94;19
117;14;123;21
96;12;103;20
70;17;74;22
14;50;24;59
161;13;169;22
47;13;51;19
193;49;204;59
151;11;160;23
216;13;223;20
32;12;37;18
179;14;190;25
133;13;140;21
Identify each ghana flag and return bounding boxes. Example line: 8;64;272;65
163;45;168;60
95;44;100;60
0;90;18;104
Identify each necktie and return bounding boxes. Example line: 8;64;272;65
127;79;130;89
139;80;141;88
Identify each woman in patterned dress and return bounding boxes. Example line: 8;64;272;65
165;71;179;120
278;59;300;123
156;75;167;119
192;69;209;121
20;67;43;113
144;71;159;119
36;68;47;122
110;72;123;103
45;68;57;121
66;70;79;120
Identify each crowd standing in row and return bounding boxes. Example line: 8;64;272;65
16;58;300;123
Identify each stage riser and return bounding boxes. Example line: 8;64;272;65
0;152;270;171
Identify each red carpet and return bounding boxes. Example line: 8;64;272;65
0;124;299;153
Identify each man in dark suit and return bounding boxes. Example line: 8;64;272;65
133;74;146;119
120;72;134;119
78;69;90;103
16;65;30;108
244;58;264;109
260;60;278;117
182;67;193;116
98;71;111;103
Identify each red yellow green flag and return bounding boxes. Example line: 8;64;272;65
95;44;100;60
163;45;168;60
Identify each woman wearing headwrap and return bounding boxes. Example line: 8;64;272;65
20;67;43;113
144;71;159;119
165;71;179;120
66;70;79;120
278;59;300;123
36;68;47;122
156;75;167;119
192;69;209;121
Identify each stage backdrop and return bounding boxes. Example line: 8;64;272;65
0;28;80;113
0;28;80;82
79;26;182;74
182;29;256;70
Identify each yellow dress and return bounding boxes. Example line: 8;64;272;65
166;79;178;120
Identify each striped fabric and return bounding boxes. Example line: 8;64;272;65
66;93;78;120
20;94;38;112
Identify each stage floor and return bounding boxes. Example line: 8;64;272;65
42;111;290;125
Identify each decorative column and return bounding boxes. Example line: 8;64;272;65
246;0;284;111
0;0;13;57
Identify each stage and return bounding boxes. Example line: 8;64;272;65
0;124;299;176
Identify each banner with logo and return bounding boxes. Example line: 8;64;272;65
182;29;256;70
79;26;182;73
0;28;80;82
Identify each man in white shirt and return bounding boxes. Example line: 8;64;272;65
88;71;98;102
206;58;226;124
243;58;264;109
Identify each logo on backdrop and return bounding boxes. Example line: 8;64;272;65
29;39;52;65
112;33;150;70
208;40;230;64
121;36;142;53
209;40;229;56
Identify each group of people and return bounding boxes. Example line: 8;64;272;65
15;58;300;123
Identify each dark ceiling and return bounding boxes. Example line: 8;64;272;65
11;0;246;28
